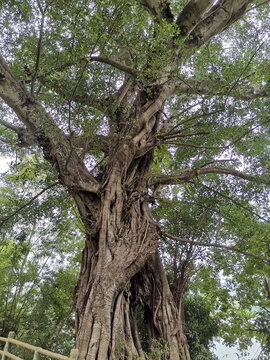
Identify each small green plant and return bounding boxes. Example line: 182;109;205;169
145;339;170;360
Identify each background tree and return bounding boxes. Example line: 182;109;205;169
0;0;269;359
0;160;81;355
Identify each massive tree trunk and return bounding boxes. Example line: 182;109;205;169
74;215;190;360
72;135;190;359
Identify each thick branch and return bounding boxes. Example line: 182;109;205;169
161;231;269;263
176;0;213;39
133;82;177;145
0;119;21;133
0;53;53;134
37;53;136;111
186;0;253;49
0;54;100;193
151;166;267;186
0;119;37;146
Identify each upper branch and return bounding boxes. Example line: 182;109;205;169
0;54;100;193
150;166;268;186
38;72;107;111
185;0;253;49
31;6;45;94
174;77;269;100
0;119;37;147
38;54;137;112
176;0;214;39
41;52;137;78
161;231;269;263
88;56;138;76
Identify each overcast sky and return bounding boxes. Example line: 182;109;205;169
0;157;9;175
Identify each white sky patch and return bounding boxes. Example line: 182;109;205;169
214;340;261;360
0;157;13;183
0;157;9;173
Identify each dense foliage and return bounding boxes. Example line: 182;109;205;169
0;0;269;359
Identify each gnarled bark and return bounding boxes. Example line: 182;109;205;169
74;225;191;360
73;157;160;359
133;253;191;360
72;137;191;359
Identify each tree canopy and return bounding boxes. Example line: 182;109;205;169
0;1;269;359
